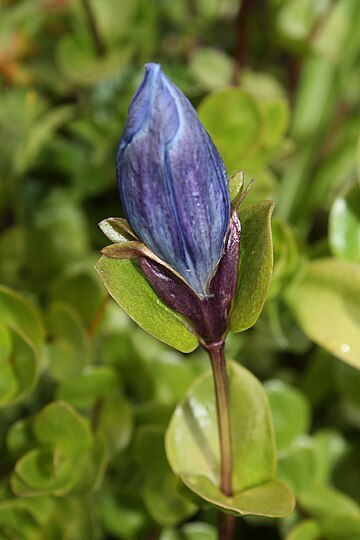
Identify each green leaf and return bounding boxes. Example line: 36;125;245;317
322;516;360;540
0;285;44;352
45;302;90;382
13;448;75;496
0;329;38;408
312;430;347;485
285;258;360;369
230;201;274;332
329;183;360;262
98;394;133;453
298;485;359;520
95;257;198;353
266;380;310;453
166;361;294;517
99;492;147;539
0;502;44;540
56;366;120;409
258;97;290;150
33;402;91;459
198;88;263;175
135;427;197;525
269;218;299;300
277;0;319;43
57;34;133;85
159;522;217;540
151;354;205;405
189;47;234;91
51;266;106;327
278;438;317;493
0;325;18;404
287;520;322;540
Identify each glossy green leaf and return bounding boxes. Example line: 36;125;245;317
166;361;294;517
0;285;44;351
329;183;360;262
286;258;360;369
230;201;274;332
95;257;198;353
198;88;263;175
287;520;322;540
266;380;310;453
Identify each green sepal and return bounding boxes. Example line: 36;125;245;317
229;201;274;332
95;256;198;353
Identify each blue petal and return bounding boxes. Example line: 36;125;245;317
117;63;230;296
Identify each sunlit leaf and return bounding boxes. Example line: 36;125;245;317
286;259;360;369
166;362;294;517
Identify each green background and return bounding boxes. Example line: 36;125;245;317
0;0;360;538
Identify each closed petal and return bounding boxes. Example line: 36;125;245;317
117;63;230;296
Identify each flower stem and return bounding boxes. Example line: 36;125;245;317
204;341;233;497
219;513;236;540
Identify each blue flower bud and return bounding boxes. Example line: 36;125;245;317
117;63;230;297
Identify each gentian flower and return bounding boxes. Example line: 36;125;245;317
116;63;231;297
100;63;244;345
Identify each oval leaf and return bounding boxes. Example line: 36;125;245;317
285;258;360;369
198;88;263;175
166;361;294;517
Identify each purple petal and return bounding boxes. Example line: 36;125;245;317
117;63;230;296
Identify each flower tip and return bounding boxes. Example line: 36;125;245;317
144;62;161;77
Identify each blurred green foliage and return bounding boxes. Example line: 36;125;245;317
0;0;360;538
